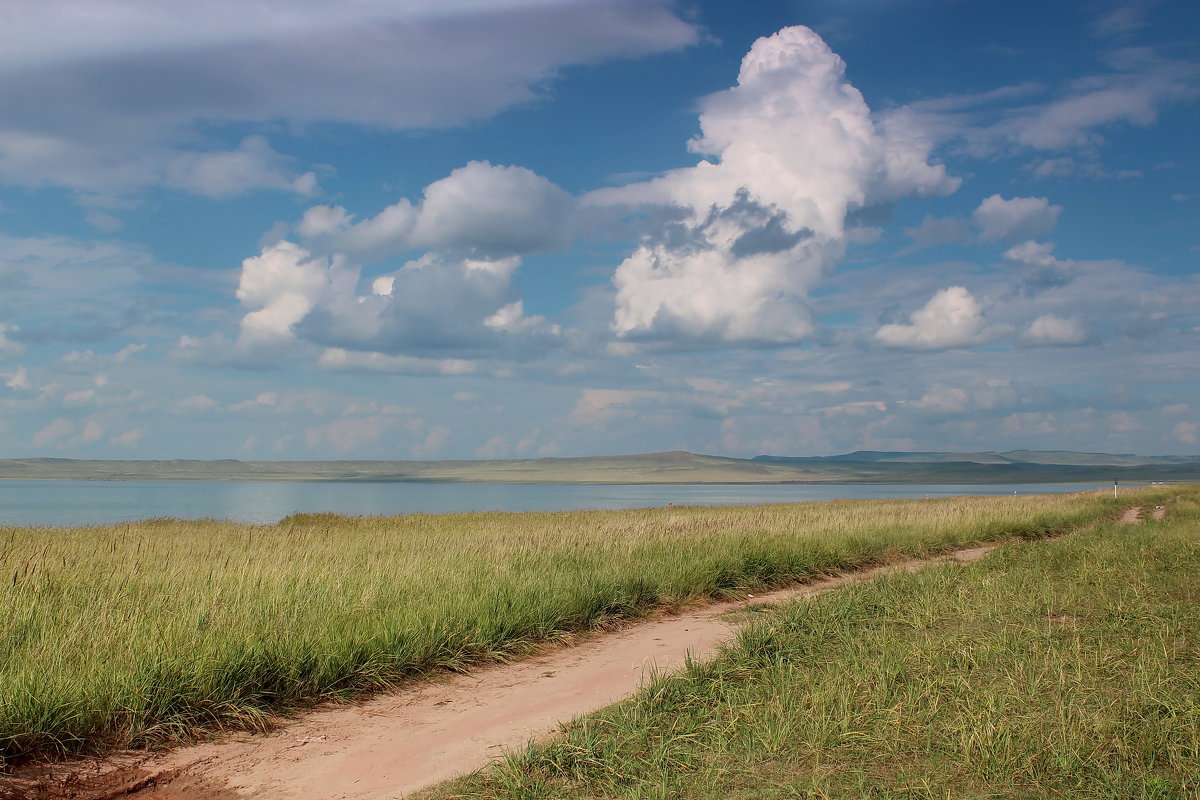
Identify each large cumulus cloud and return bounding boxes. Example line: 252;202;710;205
223;240;560;362
588;26;959;346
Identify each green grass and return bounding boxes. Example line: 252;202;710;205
0;488;1175;768
432;492;1200;800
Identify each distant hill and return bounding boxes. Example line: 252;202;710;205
749;450;1200;483
1;449;1199;484
752;450;1200;466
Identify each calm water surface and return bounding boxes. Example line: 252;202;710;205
0;480;1123;528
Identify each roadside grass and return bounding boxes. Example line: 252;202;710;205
0;488;1176;767
433;492;1200;800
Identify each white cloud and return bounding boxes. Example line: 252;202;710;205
1091;1;1157;37
1019;314;1091;347
910;381;1022;416
0;130;317;200
299;161;572;260
164;137;318;199
236;240;347;348
86;211;122;233
305;417;397;454
569;388;660;427
2;366;30;390
875;286;1011;350
317;348;476;376
913;386;971;414
1172;421;1199;445
900;194;1062;253
0;323;24;361
113;343;147;364
1023;156;1141;180
297;205;354;239
1026;157;1080;179
1008;72;1190;150
476;436;510;458
299;252;559;354
63;389;96;406
888;55;1197;164
411;424;451;458
68;420;105;446
109;428;142;448
901;214;974;251
0;234;196;346
410;162;571;256
1004;241;1059;265
1002;412;1062;437
56;351;101;373
817;400;887;416
226;241;561;361
1003;240;1082;294
0;0;698;196
33;418;73;446
229;392;280;412
1107;411;1144;433
483;300;560;337
588;26;958;346
174;394;219;413
809;381;853;394
608;224;835;344
972;194;1062;241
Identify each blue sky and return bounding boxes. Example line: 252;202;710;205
1;0;1197;460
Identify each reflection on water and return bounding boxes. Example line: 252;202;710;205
0;479;1124;528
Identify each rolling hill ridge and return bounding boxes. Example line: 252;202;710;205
0;450;1197;484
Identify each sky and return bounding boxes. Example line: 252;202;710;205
0;0;1198;461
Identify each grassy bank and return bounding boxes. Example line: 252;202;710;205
434;492;1200;799
0;489;1172;766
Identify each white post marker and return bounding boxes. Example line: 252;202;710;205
1114;478;1118;499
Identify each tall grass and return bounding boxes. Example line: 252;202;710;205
0;488;1169;766
440;489;1200;799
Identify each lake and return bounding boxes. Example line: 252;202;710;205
0;480;1124;528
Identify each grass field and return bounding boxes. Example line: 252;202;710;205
430;493;1200;799
0;488;1179;767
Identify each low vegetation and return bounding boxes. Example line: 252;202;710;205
0;488;1176;767
433;492;1200;799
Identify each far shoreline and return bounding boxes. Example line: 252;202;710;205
1;450;1197;485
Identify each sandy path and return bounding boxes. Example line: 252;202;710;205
1119;503;1167;524
7;544;1000;800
